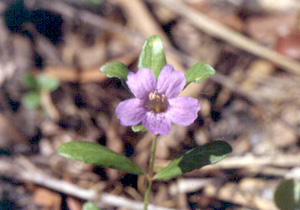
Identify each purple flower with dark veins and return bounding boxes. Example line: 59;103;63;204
116;65;200;135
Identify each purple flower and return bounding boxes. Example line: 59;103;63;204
116;65;200;135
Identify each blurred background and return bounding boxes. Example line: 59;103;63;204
0;0;300;209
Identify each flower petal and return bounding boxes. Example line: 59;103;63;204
168;97;200;126
126;68;156;99
157;65;185;99
142;111;171;135
116;98;147;126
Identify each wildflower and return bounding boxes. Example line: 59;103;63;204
116;65;200;135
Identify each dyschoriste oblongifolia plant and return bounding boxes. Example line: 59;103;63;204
58;35;232;210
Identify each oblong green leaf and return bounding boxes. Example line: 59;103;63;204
138;35;167;79
185;62;216;85
22;91;41;109
100;61;129;82
58;141;144;175
83;201;101;210
154;141;232;180
37;74;60;92
22;72;38;89
274;179;300;210
82;201;101;210
131;124;147;132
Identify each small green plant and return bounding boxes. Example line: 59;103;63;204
83;201;101;210
274;179;300;210
22;72;59;110
58;35;232;209
82;0;103;5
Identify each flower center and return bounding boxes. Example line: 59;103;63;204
148;91;168;113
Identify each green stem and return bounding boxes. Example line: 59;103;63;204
143;134;158;210
143;179;153;210
149;135;158;178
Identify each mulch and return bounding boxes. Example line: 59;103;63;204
0;0;300;209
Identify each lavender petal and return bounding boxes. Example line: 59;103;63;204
116;98;147;126
142;111;171;135
168;97;200;126
157;65;185;99
126;68;156;99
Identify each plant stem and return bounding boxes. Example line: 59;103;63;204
149;135;158;178
143;134;158;210
143;179;153;210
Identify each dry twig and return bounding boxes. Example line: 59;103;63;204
156;0;300;76
0;157;173;210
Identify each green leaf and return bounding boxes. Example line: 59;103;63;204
100;61;130;85
83;0;103;5
37;74;60;92
22;91;41;109
138;35;167;79
22;72;38;89
274;179;300;210
154;141;232;180
185;62;216;85
83;201;101;210
131;124;147;132
58;141;144;175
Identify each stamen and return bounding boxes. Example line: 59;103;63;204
155;94;160;101
148;91;168;113
149;92;153;100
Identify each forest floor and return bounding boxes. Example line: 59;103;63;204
0;0;300;209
